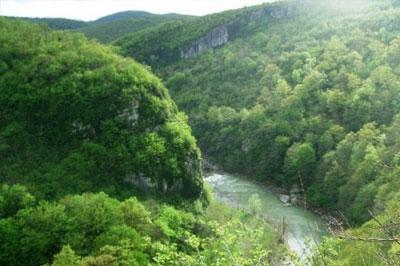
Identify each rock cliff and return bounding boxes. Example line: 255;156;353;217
180;25;229;59
179;5;294;59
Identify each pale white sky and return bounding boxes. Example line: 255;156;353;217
0;0;274;21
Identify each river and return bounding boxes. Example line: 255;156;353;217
205;172;328;260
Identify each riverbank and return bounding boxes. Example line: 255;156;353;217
202;159;339;233
204;171;330;261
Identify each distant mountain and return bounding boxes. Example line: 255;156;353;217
4;11;190;44
78;13;189;43
3;16;88;29
92;10;153;24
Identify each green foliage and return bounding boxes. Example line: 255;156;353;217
284;143;316;189
0;10;289;266
6;16;88;30
52;246;81;266
0;17;203;199
0;187;286;266
4;0;400;263
114;6;255;67
248;193;262;215
311;193;400;265
77;13;188;43
0;184;35;218
115;0;400;226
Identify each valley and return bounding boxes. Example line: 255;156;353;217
1;0;400;265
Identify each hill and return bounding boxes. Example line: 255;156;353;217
0;17;203;200
77;13;189;43
3;16;88;29
0;17;288;266
92;10;153;24
3;11;190;44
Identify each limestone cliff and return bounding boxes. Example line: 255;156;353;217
180;25;229;59
179;5;293;59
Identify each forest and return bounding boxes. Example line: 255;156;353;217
0;18;287;265
113;0;400;264
1;0;400;265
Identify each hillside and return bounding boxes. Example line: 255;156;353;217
3;11;189;44
3;16;88;29
92;11;153;24
117;0;399;221
77;13;188;43
0;17;289;266
2;0;400;264
114;0;400;263
0;17;203;200
114;4;264;67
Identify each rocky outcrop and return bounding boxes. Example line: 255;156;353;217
126;173;156;191
279;184;302;206
179;4;295;59
180;25;229;59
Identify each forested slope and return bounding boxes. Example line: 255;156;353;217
4;16;88;29
0;17;203;199
0;18;288;266
77;13;188;43
3;12;188;44
118;0;400;222
115;0;400;263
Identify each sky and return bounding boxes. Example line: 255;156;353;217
0;0;274;21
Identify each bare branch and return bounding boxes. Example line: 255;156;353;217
337;235;400;242
368;210;400;246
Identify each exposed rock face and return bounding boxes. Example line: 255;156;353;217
126;173;156;191
180;25;229;59
179;4;294;59
125;155;198;196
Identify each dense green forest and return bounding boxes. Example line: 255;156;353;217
2;0;400;264
0;17;205;200
77;13;188;44
109;0;400;264
5;16;88;29
117;0;400;222
0;184;285;266
0;17;288;265
7;11;189;43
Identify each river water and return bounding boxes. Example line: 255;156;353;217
205;172;328;259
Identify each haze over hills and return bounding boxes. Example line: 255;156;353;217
1;0;400;265
4;10;190;42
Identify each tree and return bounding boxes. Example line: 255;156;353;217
0;184;35;218
284;143;316;190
